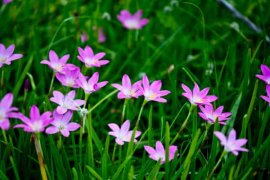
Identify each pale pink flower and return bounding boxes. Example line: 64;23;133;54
108;120;141;145
144;141;178;163
55;65;81;88
98;28;106;43
117;10;149;30
260;85;270;105
3;0;12;4
256;64;270;84
0;93;18;130
50;90;85;114
81;32;88;43
0;44;23;68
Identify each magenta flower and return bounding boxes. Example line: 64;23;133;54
77;72;108;94
55;65;81;88
256;64;270;84
108;120;141;145
81;32;88;43
198;104;231;125
45;111;80;137
14;105;52;133
3;0;12;4
138;75;170;103
117;10;149;30
112;74;142;99
0;93;18;130
214;129;248;156
0;44;23;68
77;46;109;68
260;85;270;105
181;83;217;106
50;90;85;114
41;50;72;73
144;141;178;163
98;28;106;43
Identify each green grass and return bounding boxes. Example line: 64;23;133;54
1;0;270;179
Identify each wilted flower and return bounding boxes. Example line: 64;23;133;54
214;129;248;156
181;83;217;106
77;46;109;68
256;64;270;84
260;85;270;105
0;93;18;130
0;44;23;68
198;104;231;125
46;111;80;137
50;90;85;114
112;74;142;99
14;105;52;133
144;141;178;163
108;120;141;145
55;65;81;88
117;10;149;30
138;75;170;103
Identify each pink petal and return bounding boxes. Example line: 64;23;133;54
56;106;67;114
228;129;236;141
122;74;131;88
61;129;70;137
108;123;120;131
120;120;130;133
49;50;59;62
156;141;165;155
45;126;59;134
30;105;40;120
94;52;105;60
115;138;124;145
144;145;156;156
214;131;227;145
66;122;80;131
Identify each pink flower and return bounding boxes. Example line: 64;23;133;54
138;75;170;103
112;74;142;99
0;44;23;68
117;10;149;30
55;65;81;88
198;104;231;125
256;64;270;84
260;85;270;105
41;50;72;73
81;32;88;43
14;105;52;133
144;141;178;163
214;129;248;156
108;120;141;145
98;28;106;43
181;83;217;106
0;93;18;130
77;46;109;68
3;0;12;4
50;90;85;114
77;72;108;94
46;111;80;137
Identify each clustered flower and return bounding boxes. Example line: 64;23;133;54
256;64;270;105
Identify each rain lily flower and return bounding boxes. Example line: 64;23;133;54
0;44;23;68
256;64;270;84
260;85;270;105
144;141;178;163
3;0;12;5
55;65;81;88
81;32;88;43
14;105;52;133
77;46;109;68
108;120;141;145
98;28;106;43
77;72;108;94
50;90;85;114
181;83;217;106
138;75;170;103
46;111;80;137
117;10;149;30
198;104;231;125
0;93;18;130
214;129;248;156
112;74;142;99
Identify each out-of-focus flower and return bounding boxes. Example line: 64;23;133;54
0;44;23;68
98;28;106;43
46;111;80;137
260;85;270;105
117;10;149;30
181;83;217;106
50;90;85;114
81;32;88;43
256;64;270;84
102;12;111;21
198;104;231;125
3;0;12;4
112;74;142;99
108;120;141;145
0;93;18;130
55;65;81;88
77;46;109;68
138;75;170;103
14;105;52;133
144;141;178;163
214;129;248;156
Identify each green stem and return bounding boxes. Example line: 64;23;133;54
121;99;128;123
1;68;4;90
82;93;90;133
48;73;55;95
208;150;227;179
57;133;62;150
111;143;117;164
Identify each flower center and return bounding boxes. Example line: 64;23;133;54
31;121;43;132
85;58;97;66
58;125;64;130
0;109;5;122
125;19;139;29
0;56;6;63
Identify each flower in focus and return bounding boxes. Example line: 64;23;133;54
181;83;217;106
112;74;142;99
77;46;109;68
214;129;248;156
117;10;149;30
260;85;270;105
138;75;170;103
108;120;141;145
55;65;81;88
198;104;231;125
0;93;18;130
0;44;23;68
50;90;85;114
41;50;71;73
46;111;80;137
77;72;108;94
81;32;88;43
144;141;178;163
256;64;270;84
14;105;52;133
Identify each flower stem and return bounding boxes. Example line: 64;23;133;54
121;99;128;123
82;93;90;133
1;68;4;90
48;73;55;95
57;133;62;150
111;143;117;164
208;150;227;179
